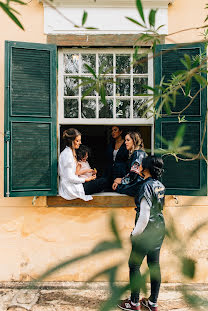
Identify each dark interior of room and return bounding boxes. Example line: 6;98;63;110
60;125;151;177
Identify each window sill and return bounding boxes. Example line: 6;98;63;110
47;192;135;208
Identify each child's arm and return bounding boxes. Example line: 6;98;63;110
76;162;95;176
79;168;94;175
76;163;82;176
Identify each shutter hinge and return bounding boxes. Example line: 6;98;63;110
5;131;10;142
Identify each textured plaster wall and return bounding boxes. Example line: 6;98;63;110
167;0;208;43
0;0;208;283
0;201;208;283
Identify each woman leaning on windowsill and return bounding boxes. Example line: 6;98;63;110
112;131;147;197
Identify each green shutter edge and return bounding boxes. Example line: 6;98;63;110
154;43;207;196
4;41;58;197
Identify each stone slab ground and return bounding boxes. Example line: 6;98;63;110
0;282;207;311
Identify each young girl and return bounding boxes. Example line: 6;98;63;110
76;145;96;179
76;144;107;195
117;156;165;311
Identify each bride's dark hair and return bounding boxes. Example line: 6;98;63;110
142;156;164;179
63;128;81;148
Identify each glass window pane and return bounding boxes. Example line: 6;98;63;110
133;99;148;118
116;78;130;96
133;78;148;95
116;100;130;118
64;99;79;118
116;55;130;74
81;99;96;118
64;77;79;96
81;54;96;73
98;54;113;74
81;78;96;96
133;56;148;74
103;78;114;96
64;54;79;74
99;99;113;118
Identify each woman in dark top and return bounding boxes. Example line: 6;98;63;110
117;156;165;311
105;126;129;187
112;131;146;197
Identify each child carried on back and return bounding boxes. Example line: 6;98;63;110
76;145;96;179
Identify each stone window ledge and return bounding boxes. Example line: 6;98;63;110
47;193;135;208
47;194;208;208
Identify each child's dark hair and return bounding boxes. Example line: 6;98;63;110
142;156;164;179
76;145;91;161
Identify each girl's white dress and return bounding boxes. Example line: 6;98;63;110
58;146;92;201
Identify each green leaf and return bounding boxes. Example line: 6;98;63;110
187;220;208;240
184;54;191;69
99;84;106;105
100;284;130;311
9;0;26;5
35;239;122;282
173;124;186;148
82;10;88;26
0;2;24;30
83;64;97;78
85;26;98;29
81;84;96;99
87;264;119;283
185;79;192;96
136;0;145;23
149;9;157;27
125;16;145;28
182;257;196;279
110;213;122;246
194;74;208;87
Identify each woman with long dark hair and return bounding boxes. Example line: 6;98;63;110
105;126;129;187
59;128;106;201
112;131;146;197
118;156;165;311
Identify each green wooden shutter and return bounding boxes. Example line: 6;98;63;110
4;41;57;197
154;43;207;195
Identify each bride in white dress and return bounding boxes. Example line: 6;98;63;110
59;128;95;201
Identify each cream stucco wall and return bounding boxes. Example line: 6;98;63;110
0;0;208;283
167;0;208;43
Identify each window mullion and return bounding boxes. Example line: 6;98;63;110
113;53;116;119
96;52;99;119
78;53;81;119
130;53;133;119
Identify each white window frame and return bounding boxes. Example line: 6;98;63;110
58;47;154;153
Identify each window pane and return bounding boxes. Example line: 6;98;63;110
116;55;130;74
116;78;130;96
81;99;96;118
64;77;79;96
81;79;96;96
133;99;148;118
64;99;78;118
104;78;114;96
133;78;148;95
64;54;79;74
81;54;96;73
99;99;113;118
116;100;130;118
98;54;113;73
133;56;148;74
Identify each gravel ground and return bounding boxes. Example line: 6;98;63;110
0;282;207;311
